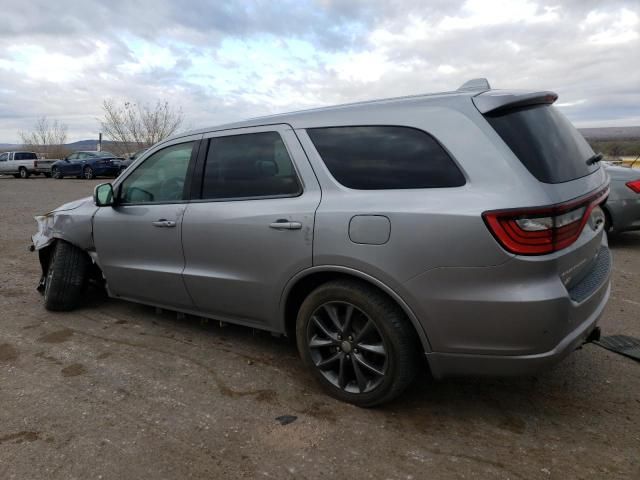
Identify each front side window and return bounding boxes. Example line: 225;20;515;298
67;153;78;160
307;126;465;190
201;131;301;200
119;142;194;204
0;153;7;161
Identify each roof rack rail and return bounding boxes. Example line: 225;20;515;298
457;78;491;92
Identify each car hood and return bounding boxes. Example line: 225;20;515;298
51;196;93;213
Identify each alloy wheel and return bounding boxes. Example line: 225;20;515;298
84;167;94;180
307;301;388;394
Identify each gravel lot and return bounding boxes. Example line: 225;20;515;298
1;176;639;479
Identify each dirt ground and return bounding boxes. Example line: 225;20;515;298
1;176;638;479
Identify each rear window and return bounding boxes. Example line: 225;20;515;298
307;126;465;190
485;105;598;184
15;152;37;160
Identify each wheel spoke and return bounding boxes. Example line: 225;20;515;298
338;354;347;389
356;342;386;356
342;304;354;334
312;315;338;340
323;304;342;331
354;353;385;376
351;356;368;393
354;319;374;343
316;351;342;369
309;335;337;348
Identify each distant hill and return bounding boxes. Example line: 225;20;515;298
578;126;640;141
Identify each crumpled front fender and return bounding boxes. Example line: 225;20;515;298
32;215;57;251
31;196;98;252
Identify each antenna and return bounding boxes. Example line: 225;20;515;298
457;78;491;92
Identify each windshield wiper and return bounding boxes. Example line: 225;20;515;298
586;152;604;166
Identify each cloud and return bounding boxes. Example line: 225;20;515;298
0;0;638;142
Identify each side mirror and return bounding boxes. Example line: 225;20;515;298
94;183;115;207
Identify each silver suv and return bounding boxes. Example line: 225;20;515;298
32;79;611;406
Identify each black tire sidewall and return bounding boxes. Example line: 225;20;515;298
84;167;94;179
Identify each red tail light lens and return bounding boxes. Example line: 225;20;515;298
483;187;609;255
626;179;640;193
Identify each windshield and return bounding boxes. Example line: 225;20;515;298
485;104;599;184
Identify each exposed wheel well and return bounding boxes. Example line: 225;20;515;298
38;239;104;286
283;271;427;351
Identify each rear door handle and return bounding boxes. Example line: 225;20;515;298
269;220;302;230
152;219;176;228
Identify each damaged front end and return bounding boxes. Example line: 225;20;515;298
30;196;99;292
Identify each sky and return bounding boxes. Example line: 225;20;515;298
0;0;638;143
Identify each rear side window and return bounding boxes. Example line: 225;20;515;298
15;152;37;160
307;126;465;190
201;131;301;200
485;105;598;184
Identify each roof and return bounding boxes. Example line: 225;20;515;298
162;78;557;143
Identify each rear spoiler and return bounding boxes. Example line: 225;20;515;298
456;78;558;114
472;90;558;114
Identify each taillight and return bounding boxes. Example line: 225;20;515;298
483;187;609;255
626;179;640;193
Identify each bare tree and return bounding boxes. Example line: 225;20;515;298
19;116;70;159
100;99;184;157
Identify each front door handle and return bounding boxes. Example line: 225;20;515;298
152;219;176;228
269;220;302;230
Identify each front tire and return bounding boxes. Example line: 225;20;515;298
296;280;418;407
52;167;63;179
44;241;90;311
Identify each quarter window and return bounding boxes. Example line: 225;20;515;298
201;131;301;200
119;142;194;204
307;126;465;190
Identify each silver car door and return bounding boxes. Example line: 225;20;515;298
181;125;321;330
93;136;202;308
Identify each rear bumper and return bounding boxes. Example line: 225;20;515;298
425;281;610;378
93;166;120;177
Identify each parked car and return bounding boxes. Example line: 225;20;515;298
0;151;42;178
32;79;611;406
117;148;148;175
602;162;640;233
50;151;122;180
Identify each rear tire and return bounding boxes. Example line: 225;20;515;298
19;167;29;179
296;280;418;407
44;241;90;311
83;166;95;180
44;172;52;178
